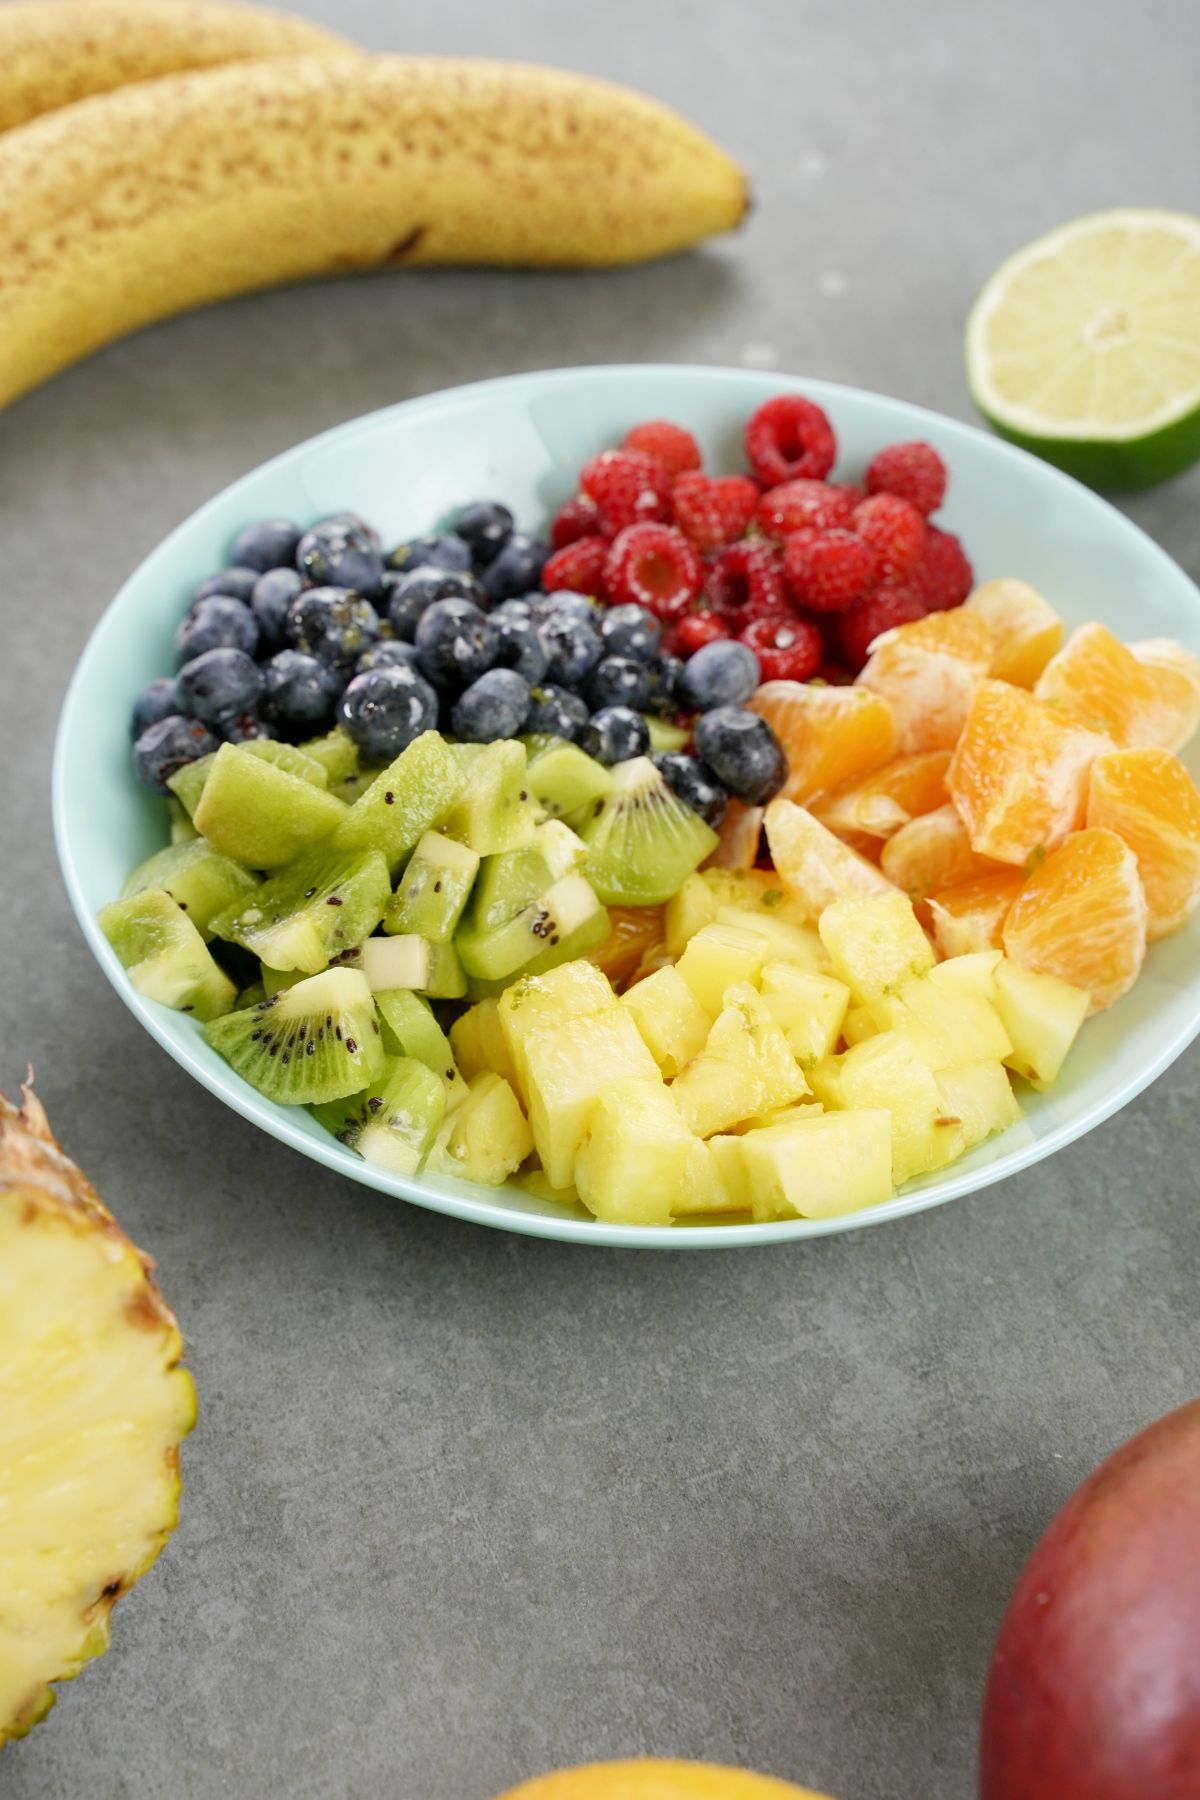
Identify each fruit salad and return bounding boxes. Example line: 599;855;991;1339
99;394;1200;1227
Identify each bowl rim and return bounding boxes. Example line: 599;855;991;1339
53;362;1200;1249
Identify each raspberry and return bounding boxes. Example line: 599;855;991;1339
621;420;703;479
915;525;974;610
542;535;610;597
756;479;858;539
604;523;703;619
865;441;947;516
783;528;878;613
744;394;837;486
579;449;671;534
835;583;927;672
672;472;759;553
704;541;789;627
816;660;855;687
551;494;603;549
740;614;822;683
850;493;926;582
677;613;730;653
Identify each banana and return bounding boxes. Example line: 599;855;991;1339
0;55;748;410
0;0;353;132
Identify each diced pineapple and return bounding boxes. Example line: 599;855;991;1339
672;1138;742;1216
738;1110;894;1220
498;960;616;1106
868;973;1012;1070
992;958;1089;1088
714;906;829;969
934;1061;1022;1151
513;1166;583;1211
732;1101;824;1132
705;1134;750;1212
671;982;808;1138
664;872;720;956
665;868;811;956
927;949;1003;1001
449;997;519;1090
817;892;934;1003
620;964;711;1077
429;1072;533;1186
675;923;771;1016
842;1005;878;1047
759;962;850;1067
808;1031;959;1185
575;1079;697;1225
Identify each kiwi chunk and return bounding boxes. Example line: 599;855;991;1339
210;846;389;974
645;716;690;754
384;831;480;943
333;730;464;873
298;727;359;784
166;754;216;818
167;796;199;843
122;840;259;940
576;755;718;906
424;939;467;1000
374;988;456;1076
521;735;613;819
204;967;384;1104
463;903;611;999
457;872;606;982
312;1055;447;1174
192;744;347;869
360;935;433;991
167;740;327;819
98;888;236;1021
261;964;305;997
443;740;535;855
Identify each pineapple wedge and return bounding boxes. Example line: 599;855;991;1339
575;1079;698;1225
868;973;1012;1071
739;1109;894;1220
992;958;1089;1088
808;1030;961;1184
675;922;771;1016
426;1072;533;1187
759;962;850;1067
817;891;934;1004
621;964;711;1077
934;1062;1022;1151
672;983;808;1137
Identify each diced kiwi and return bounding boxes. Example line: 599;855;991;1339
192;744;347;869
360;934;433;991
261;964;305;996
458;872;606;981
374;988;458;1081
167;797;199;844
204;966;384;1104
121;840;259;940
465;819;588;943
463;906;611;1000
210;846;389;974
576;755;718;906
166;754;216;818
383;830;480;943
167;740;328;821
298;727;359;784
521;735;613;819
312;1055;447;1175
424;939;467;1000
333;730;465;872
644;716;691;754
236;981;266;1007
98;887;236;1021
443;739;535;855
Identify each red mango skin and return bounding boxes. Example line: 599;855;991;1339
980;1397;1200;1799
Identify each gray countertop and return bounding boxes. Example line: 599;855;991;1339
3;3;1199;1796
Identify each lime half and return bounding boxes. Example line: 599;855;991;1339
966;208;1200;490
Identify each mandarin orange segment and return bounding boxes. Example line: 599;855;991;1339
947;680;1110;867
963;578;1064;687
1086;748;1200;941
585;906;665;991
811;750;952;841
927;869;1027;958
1130;639;1200;748
748;682;896;804
763;798;898;920
855;609;994;752
1002;827;1147;1013
1034;622;1200;752
879;803;1003;902
704;799;765;871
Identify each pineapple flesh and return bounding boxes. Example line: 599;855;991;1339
0;1086;195;1744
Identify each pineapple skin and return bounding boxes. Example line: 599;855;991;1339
0;1083;196;1746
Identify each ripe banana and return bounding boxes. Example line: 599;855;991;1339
0;55;748;410
0;0;353;132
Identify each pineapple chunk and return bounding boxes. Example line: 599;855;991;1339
672;1138;742;1216
671;982;808;1138
992;958;1089;1088
665;868;812;957
621;964;711;1077
705;1134;751;1212
714;906;829;969
738;1109;894;1220
934;1061;1022;1151
575;1079;697;1225
759;962;850;1067
450;997;519;1090
842;1005;878;1047
808;1030;960;1185
868;973;1012;1070
818;891;934;1003
427;1072;533;1186
498;960;616;1106
514;1166;583;1211
927;949;1003;1002
675;922;771;1015
664;872;720;956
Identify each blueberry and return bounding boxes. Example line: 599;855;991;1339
598;604;661;662
653;752;730;829
261;649;341;731
193;566;259;605
386;567;487;641
677;640;761;711
386;531;473;575
220;711;278;744
490;597;535;625
319;510;382;549
691;707;787;805
130;677;180;739
177;647;263;723
132;715;219;792
286;586;380;671
538;614;602;686
414;598;499;688
450;500;514;567
493;614;549;686
337;664;440;761
528;589;599;627
230;518;301;573
296;518;384;599
580;706;651;767
450;669;532;741
356;640;423;675
250;567;303;652
175;595;259;665
586;654;652;712
480;532;548;602
525;684;590;741
645;651;684;715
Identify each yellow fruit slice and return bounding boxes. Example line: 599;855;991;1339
494;1759;836;1799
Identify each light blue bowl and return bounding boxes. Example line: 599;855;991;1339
53;366;1200;1247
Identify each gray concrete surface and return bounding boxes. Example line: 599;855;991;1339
3;2;1199;1795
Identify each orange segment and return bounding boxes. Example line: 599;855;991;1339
748;682;896;804
585;906;664;991
1087;748;1200;941
856;609;994;752
1130;639;1200;748
947;680;1110;867
963;578;1064;687
928;869;1027;958
879;803;1003;902
1034;622;1200;751
704;799;765;871
764;798;898;919
1002;827;1147;1013
811;750;952;841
